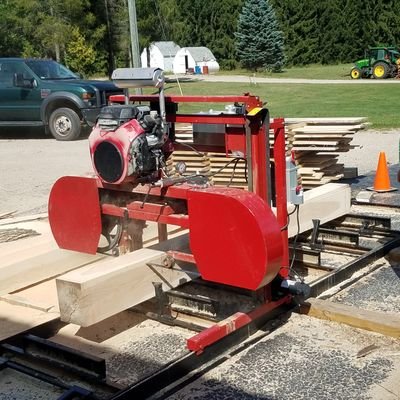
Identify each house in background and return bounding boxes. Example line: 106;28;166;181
173;47;220;74
140;41;181;72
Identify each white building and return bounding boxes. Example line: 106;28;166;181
173;47;220;74
140;41;181;72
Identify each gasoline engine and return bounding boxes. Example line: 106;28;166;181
89;68;171;186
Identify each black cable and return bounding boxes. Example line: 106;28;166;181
208;157;246;178
227;158;247;186
172;141;206;157
288;204;305;283
280;204;298;231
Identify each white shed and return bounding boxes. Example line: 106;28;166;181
173;47;220;74
140;41;181;72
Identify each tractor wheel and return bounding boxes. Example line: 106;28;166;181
361;68;370;78
49;107;82;141
373;62;389;79
350;67;362;79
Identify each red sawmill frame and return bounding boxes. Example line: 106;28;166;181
107;94;289;275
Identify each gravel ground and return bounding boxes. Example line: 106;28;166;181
0;128;399;215
172;313;400;400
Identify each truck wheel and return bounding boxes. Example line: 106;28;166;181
373;62;389;79
350;67;362;79
49;107;81;141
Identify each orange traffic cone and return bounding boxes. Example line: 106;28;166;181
367;152;397;192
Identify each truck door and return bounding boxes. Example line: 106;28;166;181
0;61;42;122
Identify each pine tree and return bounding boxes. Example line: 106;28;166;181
272;0;320;66
235;0;284;71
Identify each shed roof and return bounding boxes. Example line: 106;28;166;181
183;47;216;62
152;41;181;56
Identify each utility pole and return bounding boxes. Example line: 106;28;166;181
104;0;115;76
127;0;142;94
127;0;141;69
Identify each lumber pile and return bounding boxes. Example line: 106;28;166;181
166;151;210;177
171;118;367;190
208;153;247;187
170;124;248;189
285;118;367;189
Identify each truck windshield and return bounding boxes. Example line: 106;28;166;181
25;60;78;80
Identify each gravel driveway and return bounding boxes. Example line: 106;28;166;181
0;128;399;216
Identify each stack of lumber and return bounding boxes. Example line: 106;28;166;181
285;117;367;189
174;124;193;143
170;117;366;189
208;152;247;188
166;151;210;177
166;151;247;189
171;124;248;188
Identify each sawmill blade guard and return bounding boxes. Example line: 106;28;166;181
188;187;283;290
48;71;291;291
48;176;102;254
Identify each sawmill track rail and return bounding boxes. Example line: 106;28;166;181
1;209;399;399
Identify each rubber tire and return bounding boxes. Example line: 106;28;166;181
361;68;370;79
372;62;389;79
49;107;81;141
350;67;362;79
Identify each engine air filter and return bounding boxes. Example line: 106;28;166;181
93;141;123;183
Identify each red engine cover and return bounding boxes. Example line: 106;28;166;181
89;119;145;184
187;187;283;290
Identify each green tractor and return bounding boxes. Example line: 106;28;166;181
350;46;400;79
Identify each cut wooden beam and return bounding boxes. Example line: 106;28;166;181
56;234;199;327
273;183;351;238
300;298;400;339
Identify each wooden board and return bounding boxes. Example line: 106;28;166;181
0;248;105;296
300;298;400;339
0;300;59;341
56;234;199;327
275;183;351;238
285;117;367;124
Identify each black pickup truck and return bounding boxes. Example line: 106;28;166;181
0;58;123;140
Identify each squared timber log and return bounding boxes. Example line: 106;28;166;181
272;183;351;238
56;234;198;327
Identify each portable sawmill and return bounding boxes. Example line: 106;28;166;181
48;68;309;346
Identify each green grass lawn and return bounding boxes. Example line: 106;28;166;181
218;63;354;80
160;80;400;129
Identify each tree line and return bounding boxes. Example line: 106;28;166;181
1;0;400;76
